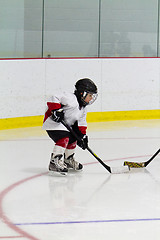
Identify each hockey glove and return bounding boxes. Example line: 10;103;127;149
77;135;88;150
51;109;64;123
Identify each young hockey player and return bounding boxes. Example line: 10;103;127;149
43;78;98;174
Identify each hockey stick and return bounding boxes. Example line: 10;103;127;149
124;148;160;168
61;120;130;174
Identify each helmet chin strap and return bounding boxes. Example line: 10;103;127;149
82;91;88;99
81;91;89;106
74;91;87;107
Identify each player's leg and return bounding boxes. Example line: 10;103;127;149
64;138;83;171
47;130;69;174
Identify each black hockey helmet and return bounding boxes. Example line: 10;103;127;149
75;78;98;107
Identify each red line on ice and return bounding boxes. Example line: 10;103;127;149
0;172;47;240
0;155;151;238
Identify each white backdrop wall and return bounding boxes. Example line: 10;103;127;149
0;58;160;119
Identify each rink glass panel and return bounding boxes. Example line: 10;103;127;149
100;0;158;57
0;0;43;58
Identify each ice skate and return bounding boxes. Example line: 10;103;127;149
64;149;83;171
49;153;68;175
49;145;68;175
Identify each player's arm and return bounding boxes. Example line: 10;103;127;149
43;98;64;123
72;121;88;150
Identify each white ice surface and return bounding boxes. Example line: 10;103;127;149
0;119;160;240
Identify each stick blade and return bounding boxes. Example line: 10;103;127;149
111;165;130;174
124;161;145;168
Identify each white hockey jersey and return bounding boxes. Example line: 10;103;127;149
42;91;87;132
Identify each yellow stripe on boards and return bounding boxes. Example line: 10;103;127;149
86;110;160;122
0;116;44;130
0;110;160;130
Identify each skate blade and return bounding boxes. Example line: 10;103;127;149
48;170;67;177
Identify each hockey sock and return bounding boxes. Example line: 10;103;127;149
55;137;69;148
